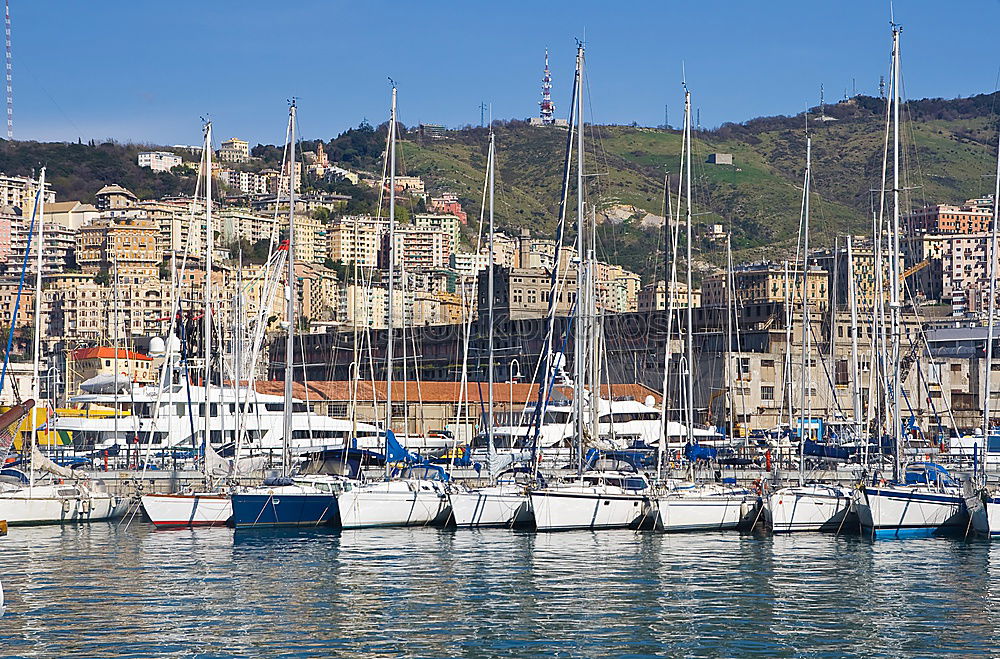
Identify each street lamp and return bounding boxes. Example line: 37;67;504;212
509;358;523;426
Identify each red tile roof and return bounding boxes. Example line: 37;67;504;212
72;347;152;362
254;380;661;406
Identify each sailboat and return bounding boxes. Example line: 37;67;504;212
335;85;449;529
650;84;748;532
525;45;652;532
0;169;121;525
141;120;235;528
449;123;541;528
851;25;965;539
229;101;343;529
767;128;852;533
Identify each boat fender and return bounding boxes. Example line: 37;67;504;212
80;498;91;515
61;498;71;514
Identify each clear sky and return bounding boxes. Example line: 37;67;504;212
11;1;1000;147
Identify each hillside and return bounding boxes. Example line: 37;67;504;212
2;92;999;281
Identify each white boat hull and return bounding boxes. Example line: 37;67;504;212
529;488;650;531
450;487;532;528
338;480;448;529
855;485;966;538
141;493;232;528
769;485;853;533
655;495;746;532
0;485;119;525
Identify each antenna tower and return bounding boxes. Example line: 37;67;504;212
5;0;11;140
539;49;555;125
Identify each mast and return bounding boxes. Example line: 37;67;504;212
384;85;397;475
29;166;44;489
784;260;793;435
202;121;213;477
683;87;695;447
889;25;903;480
848;236;863;443
798;136;812;485
982;115;1000;441
657;175;677;480
486;130;496;477
532;45;579;465
282;102;297;477
574;43;586;478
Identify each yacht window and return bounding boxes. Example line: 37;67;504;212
624;477;647;490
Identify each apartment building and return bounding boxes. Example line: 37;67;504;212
637;280;702;311
0;173;55;213
138;151;183;172
904;197;993;234
77;217;160;283
702;262;828;309
219;169;269;196
219;137;250;164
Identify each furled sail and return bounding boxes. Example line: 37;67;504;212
31;445;76;479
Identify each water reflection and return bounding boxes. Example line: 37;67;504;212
1;524;999;657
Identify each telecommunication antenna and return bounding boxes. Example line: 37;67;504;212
479;102;487;128
5;0;11;140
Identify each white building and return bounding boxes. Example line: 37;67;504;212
219;169;269;196
0;173;55;214
137;151;183;172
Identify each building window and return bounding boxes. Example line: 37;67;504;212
761;386;775;401
835;360;849;386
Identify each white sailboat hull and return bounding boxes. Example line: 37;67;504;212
450;487;532;528
141;493;232;528
769;484;853;533
655;494;746;532
855;485;966;538
338;480;448;529
0;484;119;525
529;488;650;531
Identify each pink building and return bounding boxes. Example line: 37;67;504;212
428;193;467;224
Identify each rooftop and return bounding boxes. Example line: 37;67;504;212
72;347;152;362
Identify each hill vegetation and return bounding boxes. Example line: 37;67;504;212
2;91;1000;281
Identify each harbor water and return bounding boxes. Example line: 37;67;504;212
2;523;999;658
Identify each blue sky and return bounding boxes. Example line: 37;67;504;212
12;1;1000;147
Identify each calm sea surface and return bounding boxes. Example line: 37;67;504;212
1;519;998;658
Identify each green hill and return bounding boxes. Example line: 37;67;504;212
3;91;1000;281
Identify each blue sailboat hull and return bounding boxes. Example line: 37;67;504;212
230;492;340;528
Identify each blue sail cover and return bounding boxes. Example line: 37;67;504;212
385;430;420;464
904;462;958;487
803;440;855;461
685;444;718;461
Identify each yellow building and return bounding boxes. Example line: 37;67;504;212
702;262;828;309
77;217;160;283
